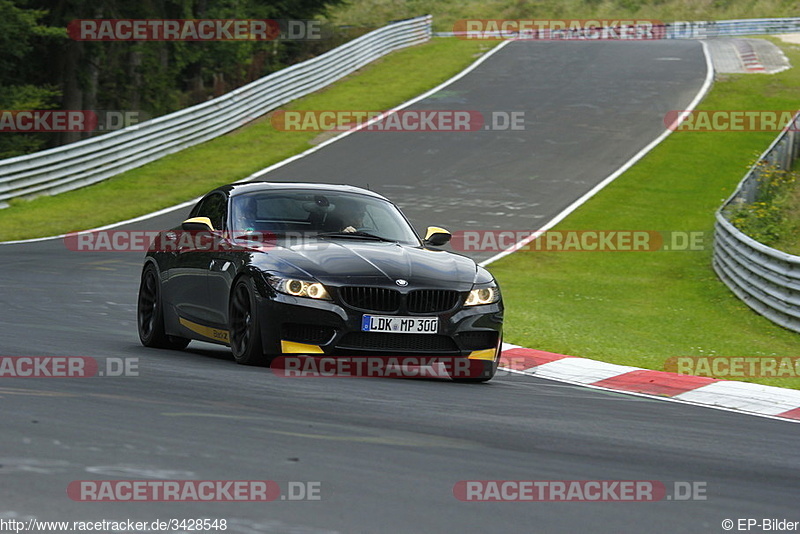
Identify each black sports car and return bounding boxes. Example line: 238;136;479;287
137;182;503;381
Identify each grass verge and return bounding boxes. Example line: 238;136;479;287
727;163;800;253
324;0;800;33
490;36;800;389
0;38;497;241
771;181;800;255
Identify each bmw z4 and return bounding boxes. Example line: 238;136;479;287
136;182;504;381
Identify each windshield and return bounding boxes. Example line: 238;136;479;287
230;190;421;245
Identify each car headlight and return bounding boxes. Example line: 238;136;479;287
464;286;500;306
269;277;331;300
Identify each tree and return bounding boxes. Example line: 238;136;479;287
0;0;343;155
0;0;65;157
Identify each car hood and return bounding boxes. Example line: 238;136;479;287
256;239;478;290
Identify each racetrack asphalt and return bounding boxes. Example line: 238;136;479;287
1;40;798;533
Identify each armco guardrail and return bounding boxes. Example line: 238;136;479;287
667;17;800;38
433;16;800;39
0;15;432;206
713;112;800;333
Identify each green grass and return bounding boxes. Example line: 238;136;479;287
490;36;800;389
0;38;497;241
771;185;800;255
727;164;800;253
324;0;800;33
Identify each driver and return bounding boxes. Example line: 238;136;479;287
234;196;258;234
325;198;367;233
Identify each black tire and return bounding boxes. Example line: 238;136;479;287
450;358;498;383
229;276;271;366
137;264;190;350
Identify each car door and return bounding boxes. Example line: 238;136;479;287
169;192;227;325
206;195;242;329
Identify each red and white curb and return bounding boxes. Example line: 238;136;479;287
499;343;800;423
733;40;766;72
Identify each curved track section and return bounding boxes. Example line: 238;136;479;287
2;41;798;533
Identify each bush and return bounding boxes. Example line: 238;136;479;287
728;160;800;248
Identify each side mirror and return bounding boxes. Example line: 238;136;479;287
181;216;215;232
423;226;451;247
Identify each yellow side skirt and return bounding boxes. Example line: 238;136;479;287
179;317;229;344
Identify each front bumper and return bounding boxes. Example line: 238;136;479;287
256;291;503;361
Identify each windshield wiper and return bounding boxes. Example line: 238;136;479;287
316;231;396;242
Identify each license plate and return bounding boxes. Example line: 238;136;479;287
361;315;438;334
